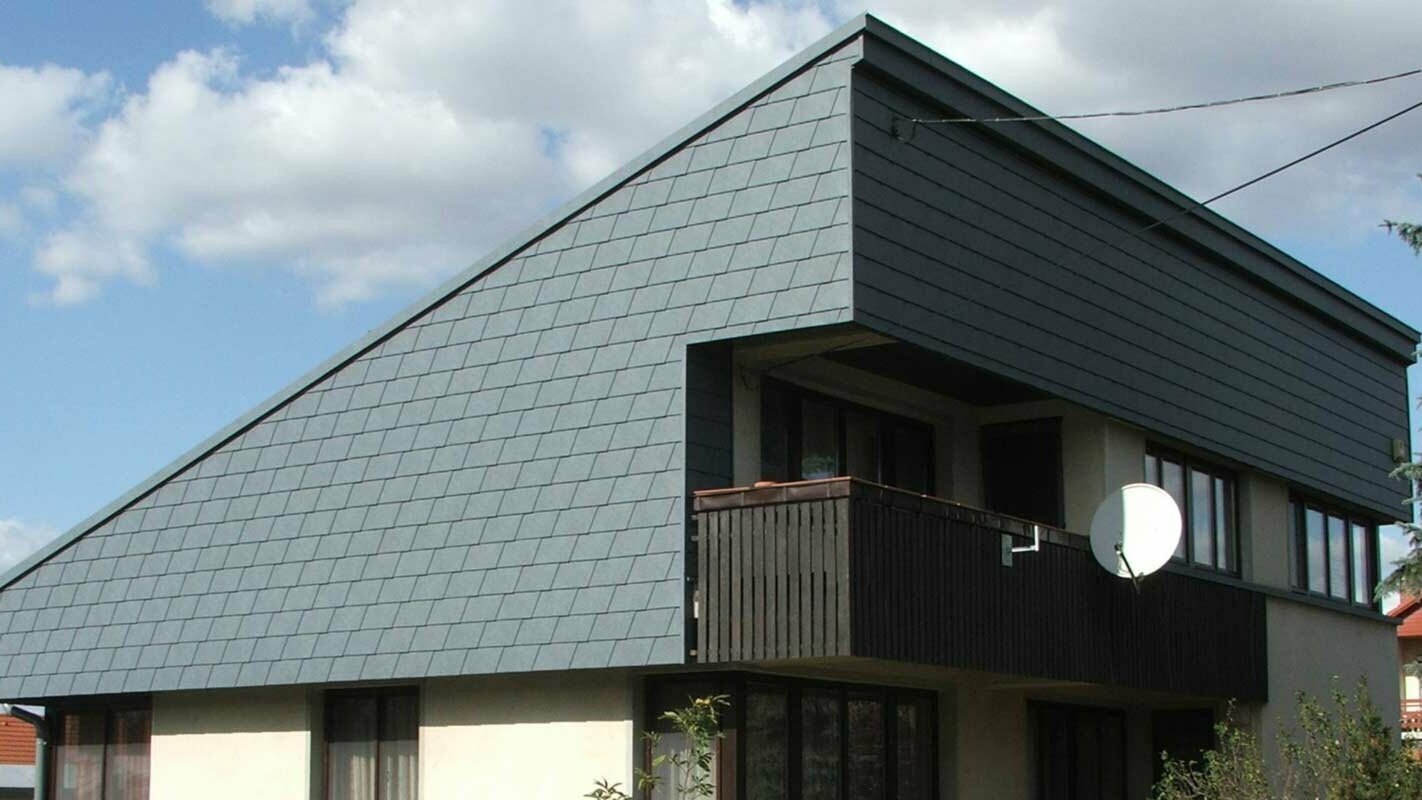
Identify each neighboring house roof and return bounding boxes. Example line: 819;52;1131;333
0;14;1415;703
0;715;34;765
1390;596;1422;638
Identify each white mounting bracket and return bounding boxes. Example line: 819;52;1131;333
1000;525;1041;566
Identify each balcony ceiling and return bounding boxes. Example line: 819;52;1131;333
826;341;1048;406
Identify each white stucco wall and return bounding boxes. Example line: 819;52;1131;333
420;671;636;798
150;687;314;800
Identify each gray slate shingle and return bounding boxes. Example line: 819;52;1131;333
0;37;860;699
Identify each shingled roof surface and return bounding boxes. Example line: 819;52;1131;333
0;31;860;700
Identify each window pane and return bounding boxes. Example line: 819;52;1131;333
745;686;788;800
53;711;105;800
1161;459;1186;559
1328;515;1348;600
379;695;418;800
801;690;841;800
799;397;839;480
847;696;885;800
1352;523;1371;606
1214;476;1232;572
327;696;378;800
896;698;932;800
890;422;931;495
1288;502;1302;589
1306;508;1326;594
1190;469;1214;567
844;408;880;484
105;710;150;800
1144;453;1159;484
760;383;788;482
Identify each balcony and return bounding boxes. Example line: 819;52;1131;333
1404;700;1422;734
692;477;1268;701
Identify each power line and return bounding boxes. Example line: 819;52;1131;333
905;66;1422;125
1126;95;1422;240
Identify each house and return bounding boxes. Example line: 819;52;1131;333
0;714;35;800
0;14;1415;800
1390;597;1422;739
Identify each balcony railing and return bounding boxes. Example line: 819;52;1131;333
693;477;1268;701
1404;700;1422;732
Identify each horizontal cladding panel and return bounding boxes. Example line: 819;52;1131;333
850;70;1410;516
855;34;1416;358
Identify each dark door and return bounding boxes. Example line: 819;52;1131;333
980;418;1064;527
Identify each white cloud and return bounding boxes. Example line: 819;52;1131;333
28;0;835;305
15;1;1422;306
204;0;314;27
0;64;109;169
0;519;59;573
853;0;1422;242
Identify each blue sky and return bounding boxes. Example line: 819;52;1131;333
2;0;1420;583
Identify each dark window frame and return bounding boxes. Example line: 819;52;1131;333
47;700;152;800
322;685;420;800
644;672;938;800
760;378;936;495
1287;494;1380;610
1144;446;1240;575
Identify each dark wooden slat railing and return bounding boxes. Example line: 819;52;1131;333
1403;699;1422;732
693;477;1268;702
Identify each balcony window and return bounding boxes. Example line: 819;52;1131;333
1287;498;1378;608
760;380;933;494
50;705;150;800
1144;449;1237;574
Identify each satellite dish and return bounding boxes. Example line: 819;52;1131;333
1089;483;1181;581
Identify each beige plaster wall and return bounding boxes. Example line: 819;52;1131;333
1240;472;1291;588
1259;597;1400;756
421;671;635;798
952;685;1030;800
150;687;313;800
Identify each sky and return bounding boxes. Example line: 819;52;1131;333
1;1;1420;591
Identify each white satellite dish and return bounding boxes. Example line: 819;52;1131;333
1089;483;1181;582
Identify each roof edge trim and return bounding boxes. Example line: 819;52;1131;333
0;15;872;591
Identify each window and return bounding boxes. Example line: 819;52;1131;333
325;688;418;800
1288;498;1378;608
50;706;150;800
646;674;935;800
1144;449;1237;574
1034;703;1125;800
761;380;933;494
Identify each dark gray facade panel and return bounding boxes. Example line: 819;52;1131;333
0;39;860;701
849;65;1411;517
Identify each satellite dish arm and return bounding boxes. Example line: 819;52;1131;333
1114;544;1143;594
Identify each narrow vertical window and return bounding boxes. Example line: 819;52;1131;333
1305;507;1326;594
1327;515;1349;601
325;689;418;800
801;689;841;800
846;695;886;800
895;697;932;800
1351;523;1372;606
745;685;789;800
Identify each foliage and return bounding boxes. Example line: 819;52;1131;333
1154;705;1281;800
1378;182;1422;600
1153;681;1422;800
585;695;728;800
